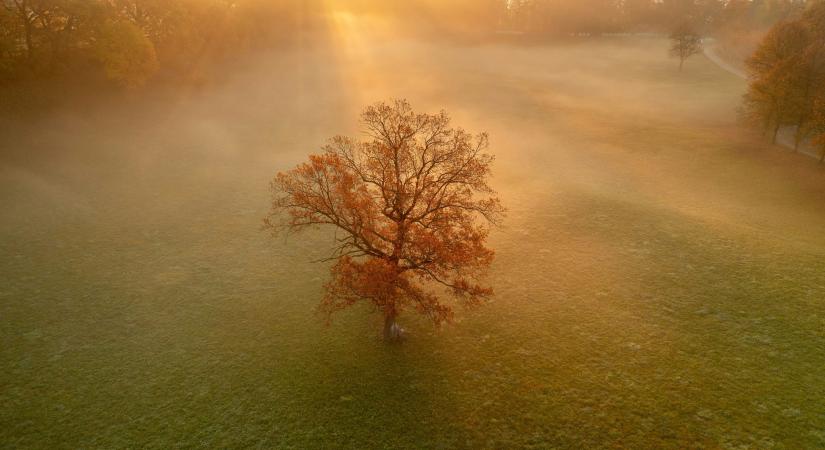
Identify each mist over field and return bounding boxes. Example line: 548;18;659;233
2;1;825;448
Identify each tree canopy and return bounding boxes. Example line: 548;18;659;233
265;100;504;340
743;1;825;152
0;0;311;84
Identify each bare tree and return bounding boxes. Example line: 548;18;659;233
670;22;703;71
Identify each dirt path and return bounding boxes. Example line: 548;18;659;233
703;44;747;79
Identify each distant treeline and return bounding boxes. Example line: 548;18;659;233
0;1;321;87
0;0;816;90
499;0;807;36
742;1;825;159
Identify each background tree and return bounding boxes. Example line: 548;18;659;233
806;2;825;160
669;22;703;71
4;0;39;63
0;5;19;77
811;96;825;162
265;100;504;341
785;40;825;150
743;3;825;147
94;20;158;88
743;66;795;143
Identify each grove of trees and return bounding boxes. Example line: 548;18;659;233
743;1;825;159
265;100;504;341
0;0;317;87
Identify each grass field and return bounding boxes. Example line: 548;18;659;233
2;35;825;448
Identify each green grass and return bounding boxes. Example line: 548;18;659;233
2;36;825;448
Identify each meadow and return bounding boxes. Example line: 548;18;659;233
2;33;825;448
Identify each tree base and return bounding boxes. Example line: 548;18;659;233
383;316;405;342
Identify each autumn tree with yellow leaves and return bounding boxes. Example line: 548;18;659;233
743;2;825;150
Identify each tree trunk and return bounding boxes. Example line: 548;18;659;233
772;124;780;144
383;309;402;342
820;147;825;164
794;122;805;152
679;57;684;71
15;0;34;62
23;19;33;61
51;15;75;69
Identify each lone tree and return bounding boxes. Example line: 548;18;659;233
265;100;504;341
669;22;703;71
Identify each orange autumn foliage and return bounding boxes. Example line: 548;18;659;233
265;99;504;339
